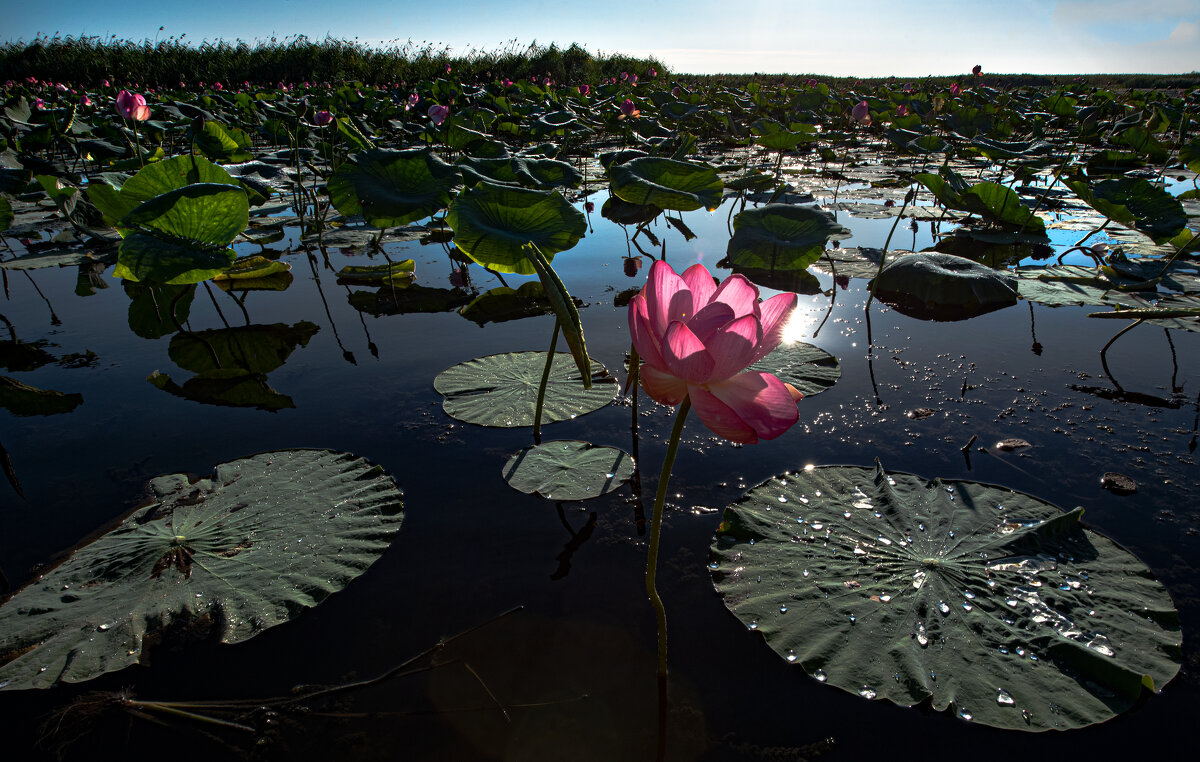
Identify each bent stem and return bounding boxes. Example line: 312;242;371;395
646;395;692;680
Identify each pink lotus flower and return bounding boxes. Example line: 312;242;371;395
115;90;151;121
405;92;419;111
313;110;333;126
101;79;110;87
79;94;92;106
445;63;452;74
806;78;817;87
55;83;68;92
629;261;800;444
972;64;982;76
621;71;629;81
851;100;871;125
672;86;684;98
214;81;223;90
896;104;908;117
649;68;657;78
578;84;590;96
33;98;45;110
428;104;450;125
619;98;639;119
950;82;960;96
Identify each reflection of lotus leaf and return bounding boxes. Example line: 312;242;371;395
711;462;1181;731
726;204;852;272
0;450;404;690
871;253;1018;321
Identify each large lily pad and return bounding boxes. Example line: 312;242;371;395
502;441;634;500
608;157;723;212
1062;176;1187;245
748;342;841;398
871;253;1018;320
433;351;617;427
726;204;852;271
0;450;404;691
710;462;1181;731
86;154;240;226
446;182;586;276
328;148;459;228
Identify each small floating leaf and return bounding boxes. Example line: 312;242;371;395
502;441;634;500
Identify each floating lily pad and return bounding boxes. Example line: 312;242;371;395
1064;176;1187;245
608;157;723;212
327;148;458;228
446;182;587;276
1015;265;1150;309
871;253;1018;320
502;441;634;500
0;376;83;416
433;351;617;427
0;449;404;690
726;204;852;272
710;462;1181;731
748;342;841;398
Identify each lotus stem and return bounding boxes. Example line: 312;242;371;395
532;320;561;444
646;395;691;679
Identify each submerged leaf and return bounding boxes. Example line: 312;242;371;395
502;441;635;500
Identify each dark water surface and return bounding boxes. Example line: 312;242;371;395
1;193;1197;760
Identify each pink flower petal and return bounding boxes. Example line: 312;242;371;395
710;274;760;320
663;321;715;384
705;314;762;381
680;263;716;309
689;385;758;444
685;301;736;343
640;365;689;406
753;292;798;361
706;371;799;441
644;260;689;336
628;295;665;369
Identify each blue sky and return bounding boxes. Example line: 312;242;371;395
6;0;1199;75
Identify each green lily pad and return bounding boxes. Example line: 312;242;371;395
112;184;249;285
446;182;586;276
871;253;1018;320
502;440;634;500
86;154;240;226
727;204;852;271
710;462;1181;731
748;342;841;398
335;260;416;286
433;351;617;428
458;281;571;325
0;449;403;691
213;255;292;282
914;173;1044;231
1063;176;1187;245
1015;265;1153;309
608;157;723;212
328;148;459;228
0;376;83;416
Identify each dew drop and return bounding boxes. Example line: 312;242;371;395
964;589;976;599
958;707;973;721
962;603;973;612
814;669;827;682
748;619;759;630
938;600;950;615
848;614;856;623
707;561;719;570
786;650;797;662
779;604;788;613
998;646;1009;654
996;689;1015;706
916;623;929;647
778;496;788;503
802;569;810;577
859;686;877;699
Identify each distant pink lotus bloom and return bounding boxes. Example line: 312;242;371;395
578;84;590;95
619;98;639;119
649;68;657;78
630;74;639;86
585;201;595;213
79;94;92;106
502;78;513;87
115;90;151;121
313;110;333;126
445;63;452;74
214;81;223;90
405;92;419;111
55;83;68;92
33;98;45;110
950;82;960;95
428;104;450;125
902;82;913;93
806;78;817;87
628;260;800;444
244;80;251;88
851;100;871;125
896;104;908;117
26;76;37;84
972;64;982;76
672;86;683;98
101;79;110;87
543;76;552;87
